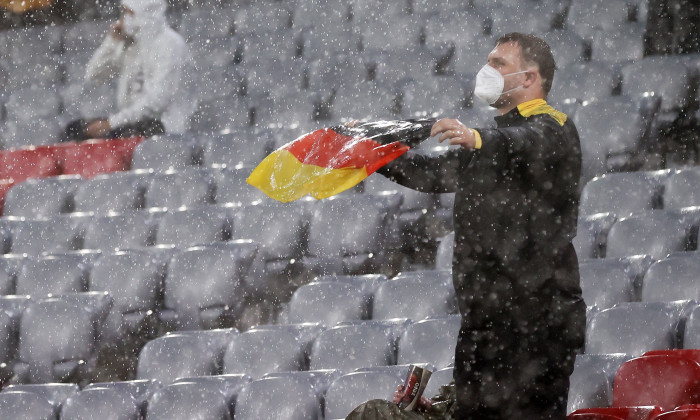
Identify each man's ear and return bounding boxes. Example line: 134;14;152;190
522;69;539;89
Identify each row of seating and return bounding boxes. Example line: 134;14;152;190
0;365;454;419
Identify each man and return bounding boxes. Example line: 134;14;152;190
65;0;195;141
369;33;586;419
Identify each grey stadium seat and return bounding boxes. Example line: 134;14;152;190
397;75;471;118
200;131;275;167
131;134;202;171
144;168;216;210
605;210;690;260
663;168;700;209
4;383;79;413
0;255;24;295
397;315;461;368
189;96;251;133
684;305;700;349
372;270;457;321
234;2;292;35
15;256;88;297
3;176;82;219
247;323;326;356
324;371;403;419
585;301;696;355
146;381;232;420
590;24;646;64
573;98;659;183
579;259;636;310
566;365;613;414
10;218;83;256
14;297;107;383
88;250;166;347
540;30;587;68
423;367;454;401
82;210;161;252
213;166;269;206
155;205;231;248
310;323;396;372
222;328;305;378
234;375;323;420
567;0;632;42
579;171;669;218
574;213;617;259
550;61;619;105
171;374;250;407
285;281;371;327
137;329;236;384
0;391;56;420
642;254;700;302
73;175;147;214
61;387;141;420
83;379;162;412
304;193;401;276
160;243;257;330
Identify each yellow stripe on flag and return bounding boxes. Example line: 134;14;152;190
247;149;369;202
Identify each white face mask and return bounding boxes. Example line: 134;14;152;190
122;13;140;37
474;64;528;105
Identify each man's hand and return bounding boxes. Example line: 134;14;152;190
431;118;476;149
110;20;127;41
85;119;112;139
392;385;433;412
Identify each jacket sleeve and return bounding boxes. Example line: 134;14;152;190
84;35;125;84
108;42;186;128
476;115;571;164
375;148;469;193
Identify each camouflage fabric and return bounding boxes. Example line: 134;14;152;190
345;384;456;420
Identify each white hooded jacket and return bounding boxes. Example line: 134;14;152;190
85;0;196;134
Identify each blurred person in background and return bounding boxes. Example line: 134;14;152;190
64;0;196;141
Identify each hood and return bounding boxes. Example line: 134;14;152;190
121;0;168;40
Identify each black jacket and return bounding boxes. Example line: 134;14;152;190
378;99;584;330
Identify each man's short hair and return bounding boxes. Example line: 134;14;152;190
496;33;556;97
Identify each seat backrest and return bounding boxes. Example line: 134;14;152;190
373;271;456;320
579;259;635;310
684;305;700;349
73;176;144;214
0;391;56;420
580;171;665;218
146;381;232;420
606;211;689;260
397;315;461;368
222;329;304;378
3;176;81;219
621;56;695;113
83;211;159;252
201;131;274;167
664;169;700;210
551;61;618;104
310;324;395;372
11;219;81;256
567;365;613;414
145;168;215;210
131;134;200;171
574;213;618;259
16;256;87;297
61;387;140;420
213;167;268;206
324;371;403;419
235;375;322;420
643;254;700;302
286;281;369;327
155;205;230;248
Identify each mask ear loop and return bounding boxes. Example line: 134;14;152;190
500;70;529;96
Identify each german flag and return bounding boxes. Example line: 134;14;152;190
247;119;436;202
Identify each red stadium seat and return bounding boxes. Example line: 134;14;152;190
642;350;700;364
569;406;663;420
0;146;62;182
0;179;16;215
614;355;700;411
653;409;700;419
60;137;145;179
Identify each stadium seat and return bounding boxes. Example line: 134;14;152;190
222;328;305;378
214;166;268;205
372;270;457;320
490;4;555;35
189;96;252;133
88;250;166;347
579;171;668;218
567;0;632;41
579;259;636;310
642;254;700;302
422;366;454;401
585;301;695;355
155;205;232;248
0;391;56;420
160;242;257;330
144;168;216;210
131;134;202;171
614;353;700;411
83;379;162;411
234;2;292;34
573;99;659;183
663;169;700;210
0;147;62;184
82;210;162;252
568;407;663;420
137;329;236;384
10;218;83;256
435;231;454;270
15;256;88;297
146;380;233;420
284;281;371;327
200;131;275;168
550;61;619;105
397;315;461;368
567;365;614;414
231;202;308;296
73;174;148;214
235;375;323;420
605;210;690;260
684;305;700;349
304;193;401;276
331;80;400;121
14;296;109;383
0;254;24;295
360;15;423;51
310;323;396;372
590;25;646;64
540;30;587;68
575;213;618;259
654;409;700;419
324;371;403;419
61;387;141;420
60;138;144;179
178;7;235;40
4;383;79;411
171;374;250;405
3;175;82;219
